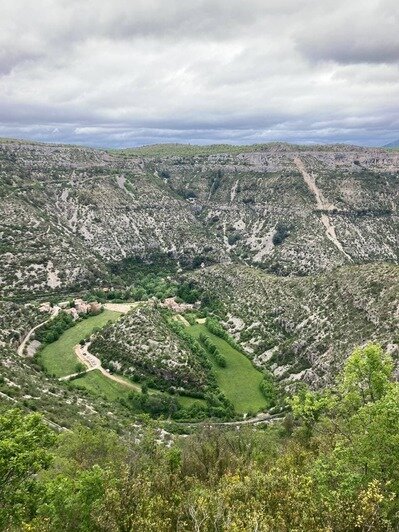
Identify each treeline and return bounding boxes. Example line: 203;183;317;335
205;317;244;354
35;311;74;344
198;332;226;367
2;344;399;531
35;308;103;345
204;317;279;408
259;371;278;407
121;388;234;422
167;319;235;419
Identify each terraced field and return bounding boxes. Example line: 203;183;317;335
187;324;267;414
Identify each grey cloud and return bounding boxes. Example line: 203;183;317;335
0;0;398;147
295;1;399;65
298;33;399;65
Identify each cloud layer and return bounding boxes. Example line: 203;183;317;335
1;0;398;147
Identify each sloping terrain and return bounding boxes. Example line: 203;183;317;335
190;262;399;388
385;140;399;148
187;323;266;413
150;145;399;274
1;140;398;297
0;301;42;347
0;301;165;429
90;305;211;393
1;139;399;417
0;140;225;298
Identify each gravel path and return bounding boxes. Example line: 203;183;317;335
61;343;140;391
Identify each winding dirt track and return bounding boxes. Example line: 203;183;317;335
17;307;60;357
61;343;140;391
177;412;284;428
18;301;282;427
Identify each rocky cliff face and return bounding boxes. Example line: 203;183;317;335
148;144;399;274
1;139;398;297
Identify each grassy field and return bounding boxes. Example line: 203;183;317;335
177;395;207;409
71;369;206;409
187;324;267;414
69;370;134;401
39;307;265;414
39;310;121;377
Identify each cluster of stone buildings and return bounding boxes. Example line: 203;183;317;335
161;297;195;313
39;299;102;319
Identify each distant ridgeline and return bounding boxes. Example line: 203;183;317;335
0;139;398;298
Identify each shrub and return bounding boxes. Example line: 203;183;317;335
272;222;290;246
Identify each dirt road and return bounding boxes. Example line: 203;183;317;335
17;306;60;357
61;343;140;391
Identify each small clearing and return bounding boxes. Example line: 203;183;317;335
175;314;190;327
104;302;141;313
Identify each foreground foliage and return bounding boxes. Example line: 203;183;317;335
2;344;399;531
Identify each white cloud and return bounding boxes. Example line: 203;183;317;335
0;0;398;146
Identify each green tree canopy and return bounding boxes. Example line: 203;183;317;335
0;409;56;528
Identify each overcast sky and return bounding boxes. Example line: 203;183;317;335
1;0;398;147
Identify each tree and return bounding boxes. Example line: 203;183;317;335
75;362;86;373
290;344;399;527
290;387;333;425
0;409;56;528
339;343;393;408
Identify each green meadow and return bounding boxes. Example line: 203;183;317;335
39;310;121;377
187;324;267;414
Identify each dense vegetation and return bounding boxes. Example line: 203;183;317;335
90;306;212;396
2;344;399;531
106;254;178;300
199;332;227;367
35;311;75;344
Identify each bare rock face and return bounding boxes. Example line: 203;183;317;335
1;139;398;297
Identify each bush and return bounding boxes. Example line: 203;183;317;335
205;318;244;354
199;332;227;368
272;222;290;246
74;363;86;374
259;372;278;407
